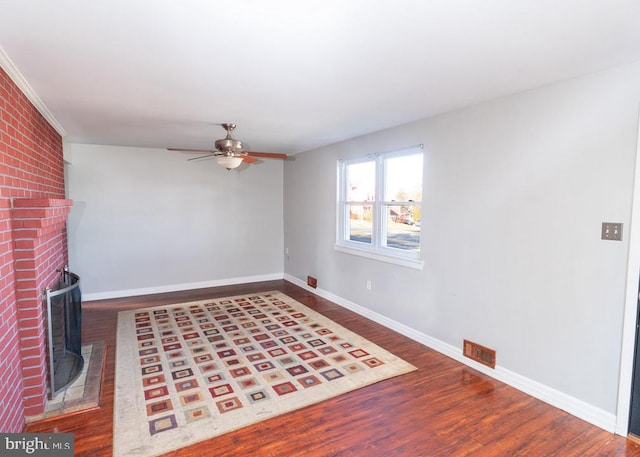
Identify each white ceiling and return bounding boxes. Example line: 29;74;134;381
1;0;640;155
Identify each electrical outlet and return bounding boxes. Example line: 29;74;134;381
602;222;623;241
366;280;372;291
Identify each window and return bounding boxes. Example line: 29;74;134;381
336;145;424;268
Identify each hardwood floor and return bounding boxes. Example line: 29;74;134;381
25;280;640;456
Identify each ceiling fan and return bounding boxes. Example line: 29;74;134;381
168;123;288;170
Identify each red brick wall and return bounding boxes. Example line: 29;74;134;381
0;200;23;432
0;67;66;432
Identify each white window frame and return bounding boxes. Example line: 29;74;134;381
335;145;424;270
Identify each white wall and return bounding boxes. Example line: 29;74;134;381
66;144;284;298
283;61;640;425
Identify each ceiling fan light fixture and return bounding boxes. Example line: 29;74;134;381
216;155;244;170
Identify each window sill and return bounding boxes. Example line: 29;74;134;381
334;243;424;270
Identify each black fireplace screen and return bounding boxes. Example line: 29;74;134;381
44;268;82;399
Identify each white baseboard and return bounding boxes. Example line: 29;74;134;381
283;273;617;433
82;273;285;301
85;271;617;432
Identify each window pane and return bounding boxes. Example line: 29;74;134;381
348;204;372;244
384;154;423;202
346;161;375;202
338;149;423;260
385;205;420;251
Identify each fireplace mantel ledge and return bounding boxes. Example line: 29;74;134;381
12;198;73;208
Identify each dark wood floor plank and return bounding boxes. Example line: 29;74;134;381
24;280;640;456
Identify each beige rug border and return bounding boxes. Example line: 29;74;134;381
113;291;417;457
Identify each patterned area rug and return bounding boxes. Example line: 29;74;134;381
114;291;417;457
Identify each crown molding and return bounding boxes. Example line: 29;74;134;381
0;46;66;137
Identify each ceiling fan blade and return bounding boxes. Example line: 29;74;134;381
167;148;217;153
245;151;288;160
187;154;216;161
242;156;259;163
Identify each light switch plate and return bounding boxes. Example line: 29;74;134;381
602;222;623;241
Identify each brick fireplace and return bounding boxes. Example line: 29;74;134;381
12;198;73;415
0;67;69;432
